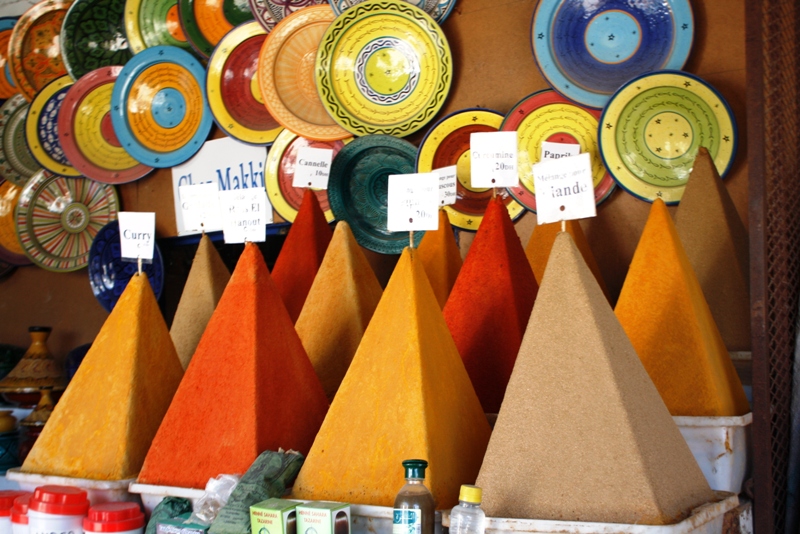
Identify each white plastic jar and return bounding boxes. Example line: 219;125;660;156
11;494;31;534
0;491;30;534
27;486;89;534
82;503;144;534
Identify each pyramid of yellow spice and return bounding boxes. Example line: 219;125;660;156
21;274;183;480
291;248;491;509
477;233;715;525
615;199;750;416
416;209;462;308
296;221;383;401
674;147;750;350
525;219;609;299
170;234;231;369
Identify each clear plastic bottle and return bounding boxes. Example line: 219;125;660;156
449;485;485;534
393;459;434;534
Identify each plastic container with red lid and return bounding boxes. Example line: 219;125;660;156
0;492;30;534
27;486;89;534
11;494;31;534
82;503;144;534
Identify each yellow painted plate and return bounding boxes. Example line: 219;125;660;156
25;75;80;176
316;0;452;137
258;5;349;141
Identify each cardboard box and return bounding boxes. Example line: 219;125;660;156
296;502;350;534
250;499;299;534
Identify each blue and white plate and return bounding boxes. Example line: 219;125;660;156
531;0;694;109
88;219;164;312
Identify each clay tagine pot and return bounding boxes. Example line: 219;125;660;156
0;327;67;407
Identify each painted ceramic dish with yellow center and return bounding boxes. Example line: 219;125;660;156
25;76;80;177
316;0;451;137
110;45;213;167
500;90;615;212
598;70;737;204
207;21;282;145
125;0;191;53
417;108;525;231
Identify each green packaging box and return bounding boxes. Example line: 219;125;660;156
250;499;299;534
157;513;210;534
296;502;350;534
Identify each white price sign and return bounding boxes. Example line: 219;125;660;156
541;141;581;160
434;165;457;206
292;147;333;190
387;173;439;232
218;188;272;243
118;211;156;261
179;182;222;233
533;152;596;224
469;131;518;188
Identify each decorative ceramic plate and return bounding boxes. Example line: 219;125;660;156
269;0;326;21
178;0;253;58
0;181;32;266
328;134;421;254
61;0;132;80
599;71;737;204
0;18;20;100
500;90;615;212
328;0;438;18
111;46;213;167
531;0;694;109
417;108;525;230
247;0;276;31
125;0;191;54
430;0;456;23
207;21;282;145
15;170;119;272
88;219;164;311
0;95;41;187
25;76;80;177
8;0;72;101
265;128;351;222
59;66;153;183
316;0;452;137
257;5;349;141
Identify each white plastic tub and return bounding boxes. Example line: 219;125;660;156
5;469;138;506
350;504;442;534
443;492;738;534
126;484;204;516
673;413;752;493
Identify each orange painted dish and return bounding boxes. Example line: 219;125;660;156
0;181;32;266
8;0;73;101
0;18;19;100
257;5;349;141
180;0;253;57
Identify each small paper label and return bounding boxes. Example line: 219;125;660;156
218;188;272;243
433;165;457;206
387;173;439;232
179;182;222;233
541;141;581;160
392;509;421;534
293;147;333;189
118;211;155;261
469;131;518;188
533;152;596;224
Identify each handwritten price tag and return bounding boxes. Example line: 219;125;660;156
433;165;457;206
541;141;580;160
470;131;518;188
387;173;439;232
218;189;272;243
179;182;222;233
533;152;596;224
118;212;155;261
293;147;333;189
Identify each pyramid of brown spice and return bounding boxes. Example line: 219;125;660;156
477;233;715;525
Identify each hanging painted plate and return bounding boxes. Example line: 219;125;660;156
257;5;349;141
328;0;438;19
430;0;455;23
111;46;213;167
125;0;191;54
61;0;132;80
8;0;72;101
207;21;282;145
269;0;326;21
265;128;351;222
316;0;452;137
417;108;525;231
15;170;119;272
59;66;153;183
178;0;253;58
598;70;737;204
500;90;615;213
247;0;276;31
25;76;80;177
328;134;421;254
0;181;32;266
0;18;20;100
531;0;693;109
88;219;164;311
0;94;41;187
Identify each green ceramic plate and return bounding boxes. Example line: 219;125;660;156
61;0;133;80
0;94;41;187
126;0;193;53
328;134;422;254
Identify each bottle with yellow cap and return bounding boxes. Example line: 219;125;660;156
449;485;485;534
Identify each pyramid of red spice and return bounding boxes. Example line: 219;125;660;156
272;189;333;323
138;243;328;489
417;209;463;309
443;197;538;413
